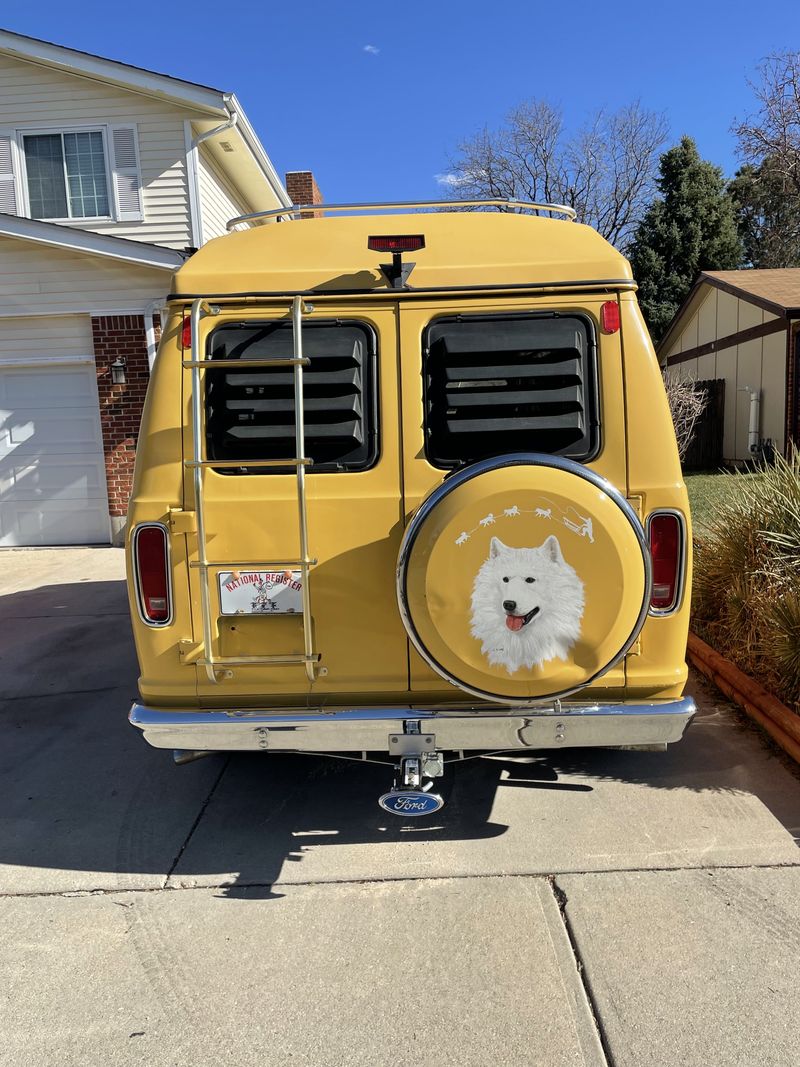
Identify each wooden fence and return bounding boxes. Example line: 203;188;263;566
683;379;725;471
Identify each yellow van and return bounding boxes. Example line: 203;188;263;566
127;198;694;816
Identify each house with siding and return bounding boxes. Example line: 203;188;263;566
0;28;307;546
658;269;800;463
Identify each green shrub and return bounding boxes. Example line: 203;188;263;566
691;446;800;712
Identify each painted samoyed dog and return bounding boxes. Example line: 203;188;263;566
470;535;585;673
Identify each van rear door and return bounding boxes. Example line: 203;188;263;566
397;294;628;693
185;302;409;701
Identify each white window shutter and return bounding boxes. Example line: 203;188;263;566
110;124;143;222
0;131;18;216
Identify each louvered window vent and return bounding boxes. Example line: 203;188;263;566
206;320;378;473
423;313;598;467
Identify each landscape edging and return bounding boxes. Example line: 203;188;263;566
687;631;800;764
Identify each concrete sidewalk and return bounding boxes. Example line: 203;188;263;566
1;547;799;1066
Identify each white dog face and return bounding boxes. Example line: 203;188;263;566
489;534;560;633
470;535;585;673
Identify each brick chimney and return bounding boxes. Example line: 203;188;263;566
284;171;323;218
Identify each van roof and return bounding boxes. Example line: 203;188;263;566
171;211;633;298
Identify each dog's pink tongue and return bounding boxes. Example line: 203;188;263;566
506;615;525;632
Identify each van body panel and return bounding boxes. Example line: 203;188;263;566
619;294;692;698
171;212;633;297
126;314;194;707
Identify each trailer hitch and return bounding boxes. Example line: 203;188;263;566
378;722;445;816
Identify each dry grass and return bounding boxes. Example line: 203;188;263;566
692;446;800;713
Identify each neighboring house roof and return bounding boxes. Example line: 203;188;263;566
0;211;185;270
701;269;800;316
0;26;291;210
657;268;800;357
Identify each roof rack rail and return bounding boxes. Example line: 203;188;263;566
226;198;577;232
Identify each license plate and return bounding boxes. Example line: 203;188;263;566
218;570;303;615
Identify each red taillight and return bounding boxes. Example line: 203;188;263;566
368;234;425;252
600;300;620;333
649;513;682;611
134;525;171;624
181;316;192;350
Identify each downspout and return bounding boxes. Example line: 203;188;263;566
738;386;761;454
222;92;293;210
193;109;238;149
187;109;239;248
749;389;761;453
144;297;166;372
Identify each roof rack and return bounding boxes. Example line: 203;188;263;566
226;198;577;232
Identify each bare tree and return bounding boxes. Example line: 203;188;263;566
445;100;667;249
733;52;800;198
664;373;707;461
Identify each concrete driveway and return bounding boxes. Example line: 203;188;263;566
1;548;799;1067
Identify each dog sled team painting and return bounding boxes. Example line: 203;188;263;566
454;499;594;547
471;534;585;674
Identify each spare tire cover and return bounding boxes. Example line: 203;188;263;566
397;454;651;704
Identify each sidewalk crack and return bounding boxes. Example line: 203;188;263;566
550;876;616;1067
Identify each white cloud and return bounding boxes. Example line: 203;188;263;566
363;44;380;55
435;173;466;187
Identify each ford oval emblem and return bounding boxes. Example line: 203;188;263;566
378;790;445;817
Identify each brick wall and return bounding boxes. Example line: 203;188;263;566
91;314;152;523
285;171;323;218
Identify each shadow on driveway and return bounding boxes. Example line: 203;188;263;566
1;579;799;897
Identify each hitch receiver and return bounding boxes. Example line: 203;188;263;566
378;727;445;816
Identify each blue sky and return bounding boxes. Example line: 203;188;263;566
5;0;800;202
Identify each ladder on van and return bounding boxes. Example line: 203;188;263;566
185;296;320;684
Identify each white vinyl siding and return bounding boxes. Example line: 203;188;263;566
197;146;250;239
0;234;172;316
0;53;191;248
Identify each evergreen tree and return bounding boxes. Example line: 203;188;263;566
629;137;743;342
729;158;800;268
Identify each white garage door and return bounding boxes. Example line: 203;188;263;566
0;363;110;546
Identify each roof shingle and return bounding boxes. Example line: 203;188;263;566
702;268;800;313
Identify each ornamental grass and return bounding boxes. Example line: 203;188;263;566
691;446;800;714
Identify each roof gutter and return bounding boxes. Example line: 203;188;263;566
0;212;184;270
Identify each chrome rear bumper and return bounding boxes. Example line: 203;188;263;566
129;697;695;754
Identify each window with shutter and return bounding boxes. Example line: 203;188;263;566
0;132;18;215
110;124;143;222
13;124;143;223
